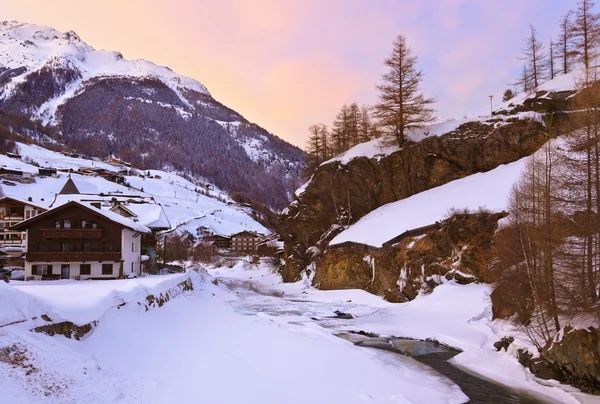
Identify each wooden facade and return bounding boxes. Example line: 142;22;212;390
13;202;147;280
0;197;46;249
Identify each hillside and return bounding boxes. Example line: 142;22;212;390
0;142;269;237
0;21;305;210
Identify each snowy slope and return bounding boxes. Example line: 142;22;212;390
2;144;269;236
330;158;527;248
0;21;208;123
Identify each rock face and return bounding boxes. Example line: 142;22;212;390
280;118;546;282
514;327;600;394
310;212;506;302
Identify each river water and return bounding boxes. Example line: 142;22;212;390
218;276;549;404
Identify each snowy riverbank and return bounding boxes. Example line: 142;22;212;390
1;262;597;403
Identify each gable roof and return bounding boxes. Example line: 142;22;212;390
0;196;47;211
12;200;150;233
231;230;263;238
59;178;81;195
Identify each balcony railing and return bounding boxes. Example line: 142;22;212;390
0;239;24;245
26;251;121;262
40;228;103;239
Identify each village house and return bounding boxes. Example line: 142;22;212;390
230;231;265;253
0;196;46;249
203;234;232;250
12;201;150;280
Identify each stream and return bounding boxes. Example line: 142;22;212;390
218;276;550;404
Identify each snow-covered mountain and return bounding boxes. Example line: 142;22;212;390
0;21;305;210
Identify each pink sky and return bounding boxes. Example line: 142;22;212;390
0;0;583;148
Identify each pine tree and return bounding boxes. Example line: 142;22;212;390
373;34;436;147
573;0;600;69
559;11;576;74
520;24;546;88
347;102;361;147
332;104;350;154
502;88;515;102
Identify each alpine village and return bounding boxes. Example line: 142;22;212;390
1;2;600;403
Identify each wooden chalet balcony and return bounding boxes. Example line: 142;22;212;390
26;251;121;262
41;228;103;239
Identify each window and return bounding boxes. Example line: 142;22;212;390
80;264;91;275
32;264;53;275
61;242;70;252
91;221;98;229
102;264;113;275
132;242;134;252
55;220;61;228
63;220;71;229
102;242;113;252
25;210;31;219
82;242;91;252
82;220;90;229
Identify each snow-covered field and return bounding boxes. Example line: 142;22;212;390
1;261;596;403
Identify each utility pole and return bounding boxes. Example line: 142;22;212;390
489;95;494;116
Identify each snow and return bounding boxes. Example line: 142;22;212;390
330;157;527;248
0;143;269;237
9;273;187;325
16;142;119;172
0;21;209;123
0;153;39;174
1;260;593;403
494;69;581;114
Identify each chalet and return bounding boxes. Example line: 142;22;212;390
203;234;231;250
12;201;150;280
0;167;24;177
6;152;22;160
38;168;58;177
255;238;284;257
0;197;46;249
230;231;265;253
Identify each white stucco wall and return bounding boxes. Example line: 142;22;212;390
121;228;142;276
25;261;121;280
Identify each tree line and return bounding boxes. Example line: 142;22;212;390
506;0;600;101
305;35;436;175
494;73;600;346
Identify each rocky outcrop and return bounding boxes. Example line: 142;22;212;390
514;327;600;394
280;118;546;281
311;212;506;302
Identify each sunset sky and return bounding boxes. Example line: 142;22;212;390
0;0;588;148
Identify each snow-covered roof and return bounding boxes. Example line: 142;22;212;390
0;196;47;211
13;200;150;233
124;203;171;230
330;157;528;248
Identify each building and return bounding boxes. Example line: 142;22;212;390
0;197;46;249
203;234;231;250
230;231;264;253
12;201;150;280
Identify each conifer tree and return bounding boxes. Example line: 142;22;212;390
373;34;435;147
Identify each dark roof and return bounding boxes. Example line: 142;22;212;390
0;196;46;211
231;230;263;238
12;200;150;233
59;178;80;195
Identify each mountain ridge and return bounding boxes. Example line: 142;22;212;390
0;20;305;211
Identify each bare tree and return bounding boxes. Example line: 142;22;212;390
559;10;576;74
573;0;600;69
520;24;546;88
549;37;556;80
373;34;436;147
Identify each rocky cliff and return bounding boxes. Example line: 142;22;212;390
280;117;547;283
306;212;507;302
